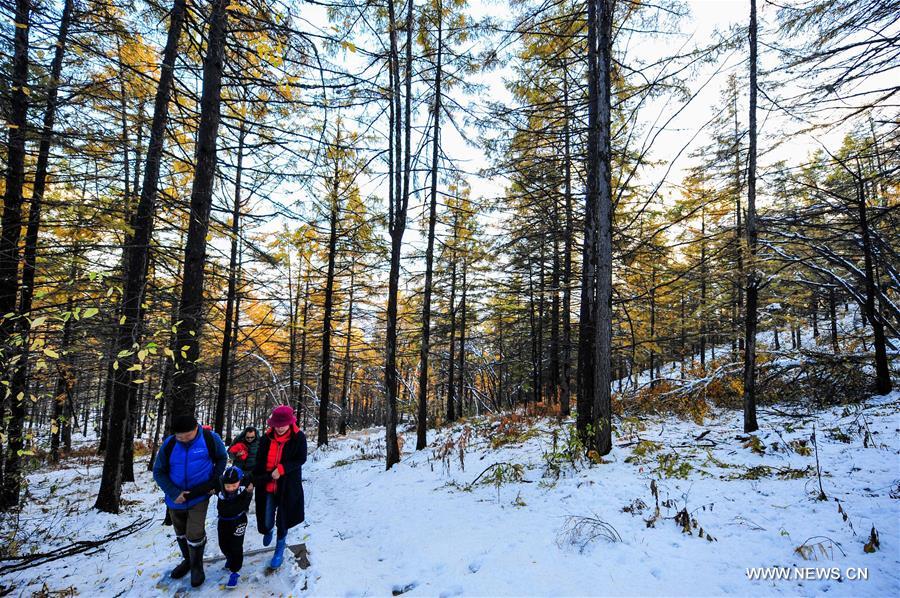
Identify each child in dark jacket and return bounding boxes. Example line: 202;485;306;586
217;466;253;589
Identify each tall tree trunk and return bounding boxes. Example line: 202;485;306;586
141;372;152;436
50;261;78;463
288;257;297;411
120;65;141;485
680;292;686;377
536;244;545;405
811;294;819;338
148;231;186;470
700;206;707;369
829;286;839;353
856;177;892;394
458;256;468;418
147;373;166;471
497;311;505;409
384;0;413;469
94;0;188;514
339;265;355;436
416;2;442;449
214;121;246;434
318;158;341;446
734;88;744;355
550;230;561;404
742;0;760;434
561;74;573;418
62;387;74;451
16;0;74;350
133;101;145;200
0;0;30;342
528;261;539;406
11;0;74;476
122;367;144;482
0;0;32;509
587;0;614;456
225;262;241;443
577;0;599;440
84;393;92;439
649;267;657;386
169;0;230;419
447;215;459;423
298;275;310;422
98;338;115;454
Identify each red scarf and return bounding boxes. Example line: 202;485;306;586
264;425;296;493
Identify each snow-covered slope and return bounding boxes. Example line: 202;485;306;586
2;392;898;596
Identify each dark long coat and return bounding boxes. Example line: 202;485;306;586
253;426;307;534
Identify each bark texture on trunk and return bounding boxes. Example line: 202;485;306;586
742;0;760;434
94;0;189;514
169;0;230;419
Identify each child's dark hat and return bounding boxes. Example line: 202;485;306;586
222;466;243;485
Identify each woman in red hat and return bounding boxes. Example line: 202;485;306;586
252;405;307;569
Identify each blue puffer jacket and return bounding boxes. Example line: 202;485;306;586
153;426;227;510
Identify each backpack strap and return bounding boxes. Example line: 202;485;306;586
162;435;176;463
203;428;217;462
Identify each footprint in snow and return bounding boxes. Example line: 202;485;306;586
392;581;419;595
468;559;482;573
440;586;464;598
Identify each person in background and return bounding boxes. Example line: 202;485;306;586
253;405;307;569
216;466;253;589
228;426;260;472
153;415;227;588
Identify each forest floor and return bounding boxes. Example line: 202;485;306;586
2;391;899;597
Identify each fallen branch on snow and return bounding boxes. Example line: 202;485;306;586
0;517;153;575
466;462;528;489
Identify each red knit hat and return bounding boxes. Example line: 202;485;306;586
268;405;296;428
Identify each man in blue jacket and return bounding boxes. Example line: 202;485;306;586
153;414;227;587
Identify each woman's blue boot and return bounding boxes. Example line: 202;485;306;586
263;529;273;546
269;538;287;569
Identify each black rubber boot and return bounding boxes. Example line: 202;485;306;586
170;536;190;579
188;539;206;588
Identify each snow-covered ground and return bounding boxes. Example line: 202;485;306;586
2;391;898;596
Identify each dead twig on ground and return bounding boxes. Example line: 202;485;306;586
557;514;622;552
0;517;153;575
